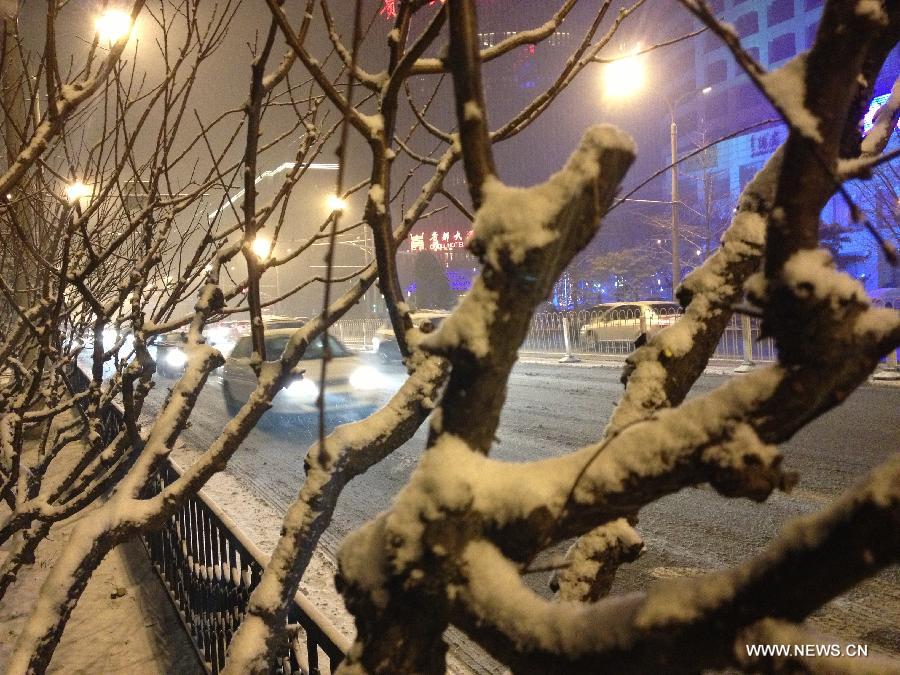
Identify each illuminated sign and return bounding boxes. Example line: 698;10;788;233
750;127;786;158
409;229;472;253
862;92;900;135
381;0;445;18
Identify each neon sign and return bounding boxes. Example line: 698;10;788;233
863;92;900;135
409;229;473;253
381;0;445;18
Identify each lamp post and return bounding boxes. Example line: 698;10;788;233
664;85;711;300
602;51;711;300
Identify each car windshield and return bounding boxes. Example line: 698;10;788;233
231;334;350;359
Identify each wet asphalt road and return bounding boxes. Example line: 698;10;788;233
145;358;900;670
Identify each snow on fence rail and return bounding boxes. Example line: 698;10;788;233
523;307;777;363
67;365;349;675
333;309;776;363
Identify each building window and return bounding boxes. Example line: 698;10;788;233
806;23;818;48
704;31;720;53
706;60;727;85
767;0;794;27
735;12;759;38
708;0;725;13
704;90;729;119
805;0;823;9
679;48;696;74
768;33;796;63
711;170;729;200
736;82;764;109
746;46;761;63
739;162;764;188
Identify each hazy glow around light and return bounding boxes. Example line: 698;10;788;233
602;51;646;99
251;237;272;260
65;180;91;204
326;194;347;212
701;86;713;95
96;9;133;44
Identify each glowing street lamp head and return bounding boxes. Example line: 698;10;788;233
95;9;133;44
602;51;646;100
251;237;272;261
326;194;347;212
65;180;91;204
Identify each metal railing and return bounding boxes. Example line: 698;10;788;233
67;365;349;674
334;309;777;364
142;461;349;674
522;308;777;363
332;318;381;350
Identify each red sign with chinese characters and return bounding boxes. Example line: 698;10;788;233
409;229;473;253
381;0;445;18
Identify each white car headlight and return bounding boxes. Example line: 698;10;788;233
285;378;318;401
349;366;385;390
102;328;117;351
371;336;381;351
165;349;187;368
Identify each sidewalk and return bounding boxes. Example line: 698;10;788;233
517;350;900;385
0;514;203;674
0;415;203;675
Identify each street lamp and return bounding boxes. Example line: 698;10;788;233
326;194;347;212
601;49;646;100
251;236;272;261
602;55;711;300
65;180;92;205
666;86;712;299
95;9;134;44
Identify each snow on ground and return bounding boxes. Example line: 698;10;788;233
0;531;204;674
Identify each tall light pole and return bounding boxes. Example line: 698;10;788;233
664;86;711;300
670;114;680;299
602;49;711;299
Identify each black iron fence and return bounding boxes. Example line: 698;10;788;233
67;365;349;674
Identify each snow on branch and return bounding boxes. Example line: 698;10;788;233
550;519;644;602
860;77;899;157
423;125;635;360
220;354;448;674
450;453;900;673
607;158;777;433
0;0;147;197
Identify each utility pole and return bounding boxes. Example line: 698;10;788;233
670;119;680;301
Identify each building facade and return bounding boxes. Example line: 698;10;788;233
674;0;898;290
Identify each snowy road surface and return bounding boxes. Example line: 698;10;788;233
144;359;900;672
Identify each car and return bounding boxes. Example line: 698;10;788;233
259;314;309;330
578;301;682;348
150;331;189;378
221;329;387;420
371;310;450;362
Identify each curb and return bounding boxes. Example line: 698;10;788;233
517;353;900;387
